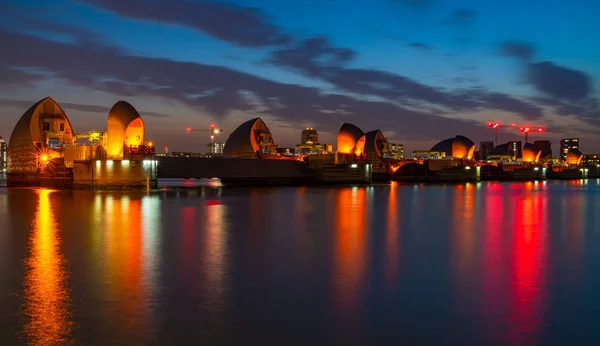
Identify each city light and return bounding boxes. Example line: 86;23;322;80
41;155;49;162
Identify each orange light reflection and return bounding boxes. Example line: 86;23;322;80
333;187;367;330
22;189;74;344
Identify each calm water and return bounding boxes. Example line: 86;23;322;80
1;180;600;345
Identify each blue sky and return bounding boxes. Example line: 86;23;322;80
1;0;599;153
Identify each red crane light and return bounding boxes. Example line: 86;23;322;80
186;127;191;132
511;123;516;127
488;122;492;127
537;127;544;132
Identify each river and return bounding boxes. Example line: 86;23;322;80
1;180;600;345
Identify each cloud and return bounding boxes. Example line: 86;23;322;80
0;97;169;117
446;8;478;26
498;41;535;61
269;37;545;120
0;30;490;143
77;0;291;47
527;61;593;101
407;42;434;50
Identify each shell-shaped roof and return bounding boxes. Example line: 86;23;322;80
566;149;583;165
223;117;275;158
7;97;74;173
337;123;364;154
431;135;475;160
487;143;510;157
363;129;387;158
107;100;143;128
522;143;542;163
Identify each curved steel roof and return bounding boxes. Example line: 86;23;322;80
431;135;475;159
337;123;364;153
223;117;274;158
522;143;542;163
7;97;73;173
107;100;143;128
363;129;387;158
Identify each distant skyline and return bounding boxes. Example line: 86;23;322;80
1;0;599;154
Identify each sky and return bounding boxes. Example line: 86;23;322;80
1;0;599;154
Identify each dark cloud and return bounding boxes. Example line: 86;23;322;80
266;37;355;76
527;61;593;101
407;42;434;50
0;97;169;117
269;37;545;119
498;41;536;61
0;30;488;142
446;8;478;25
77;0;291;47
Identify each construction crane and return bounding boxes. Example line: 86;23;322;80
186;124;223;143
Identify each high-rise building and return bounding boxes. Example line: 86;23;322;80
479;141;494;160
301;127;319;145
508;141;522;160
389;143;404;159
560;138;579;160
206;142;224;156
296;127;331;155
533;140;552;161
0;136;6;172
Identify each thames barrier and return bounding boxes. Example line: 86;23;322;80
4;97;598;189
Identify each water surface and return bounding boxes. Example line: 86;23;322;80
1;180;600;345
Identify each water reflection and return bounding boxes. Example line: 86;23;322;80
95;194;160;341
202;200;229;319
506;182;548;345
333;187;367;329
22;189;74;344
385;182;399;283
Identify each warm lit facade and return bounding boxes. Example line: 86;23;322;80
560;138;579;161
337;123;364;154
486;141;522;162
223;117;277;158
582;154;600;166
106;101;145;160
7;97;156;189
0;137;6;172
7;97;75;174
521;143;542;163
413;151;443;160
295;127;332;155
389;143;404;160
566;149;583;165
430;135;475;160
301;127;319;144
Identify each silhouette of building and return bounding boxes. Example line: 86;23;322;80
560;138;579;161
479;141;494;160
206;142;224;156
0;137;6;172
533;140;552;161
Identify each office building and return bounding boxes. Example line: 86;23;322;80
206;142;224;156
295;127;331;155
301;127;319;145
508;141;522;160
560;138;579;160
479;141;494;160
389;143;404;159
0;136;6;172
